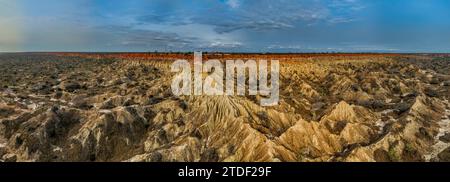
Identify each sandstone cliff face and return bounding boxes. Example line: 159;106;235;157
0;53;449;162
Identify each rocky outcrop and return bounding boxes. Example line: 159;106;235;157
0;53;449;162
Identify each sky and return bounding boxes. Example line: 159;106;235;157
0;0;450;53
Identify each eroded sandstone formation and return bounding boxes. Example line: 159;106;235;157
0;53;449;162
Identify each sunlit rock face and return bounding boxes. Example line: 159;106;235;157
0;53;449;162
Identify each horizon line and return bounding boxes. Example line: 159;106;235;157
1;51;450;54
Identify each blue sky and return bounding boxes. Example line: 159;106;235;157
1;0;450;52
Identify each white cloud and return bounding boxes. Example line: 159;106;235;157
226;0;240;8
207;40;242;48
